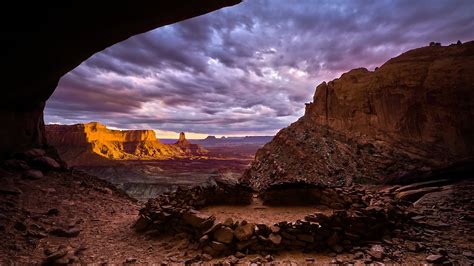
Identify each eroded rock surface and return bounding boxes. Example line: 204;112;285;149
243;41;474;190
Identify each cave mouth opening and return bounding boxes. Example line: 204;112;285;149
40;2;289;202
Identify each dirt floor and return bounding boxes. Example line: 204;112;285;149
1;167;473;264
200;196;333;224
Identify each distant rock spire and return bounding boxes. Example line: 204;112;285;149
178;132;186;142
176;132;190;146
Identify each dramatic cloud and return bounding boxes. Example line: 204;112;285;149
45;0;474;137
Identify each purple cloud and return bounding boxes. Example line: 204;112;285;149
45;0;474;136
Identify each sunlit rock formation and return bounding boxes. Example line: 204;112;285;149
243;41;474;190
46;122;208;166
174;132;209;157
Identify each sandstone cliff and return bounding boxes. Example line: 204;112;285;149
46;122;208;166
243;41;474;190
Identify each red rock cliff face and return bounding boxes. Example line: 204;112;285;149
243;41;474;190
46;123;208;166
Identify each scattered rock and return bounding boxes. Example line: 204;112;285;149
367;244;384;261
463;251;474;259
125;257;137;263
296;234;314;243
182;210;215;229
133;215;151;232
23;148;46;158
234;222;254;241
43;248;68;264
354;251;364;259
265;254;274;262
0;186;22;195
213;226;234;244
3;159;30;170
268;233;282;245
223;218;234;227
33;156;61;170
14;221;27;231
49;227;81;238
235;251;246;258
426;254;445;263
209;241;228;253
46;208;60;216
23;169;43;180
202;253;213;261
395;187;441;202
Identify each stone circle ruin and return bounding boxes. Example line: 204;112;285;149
134;177;411;258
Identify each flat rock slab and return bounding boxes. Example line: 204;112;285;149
395;187;441;202
394;179;451;193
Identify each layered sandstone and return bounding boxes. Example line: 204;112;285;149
46;122;208;166
243;41;474;190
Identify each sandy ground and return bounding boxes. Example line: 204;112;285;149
200;196;333;224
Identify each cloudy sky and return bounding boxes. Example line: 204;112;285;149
45;0;474;139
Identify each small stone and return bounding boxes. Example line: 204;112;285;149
426;254;445;263
44;248;68;264
125;257;137;263
265;255;274;262
405;241;418;252
14;221;27;231
49;227;81;238
368;244;384;260
463;251;474;259
296;234;314;243
235;252;246;259
0;186;22;195
182;210;215;229
354;251;364;259
437;248;448;256
199;235;209;244
24;148;46;158
223;218;234;227
3;159;30;170
33;156;61;170
46;208;60;216
202;223;222;235
23;169;43;180
202;253;213;261
213;226;234;244
270;225;280;233
332;245;344;253
133;216;151;232
226;255;239;264
209;241;228;252
234;223;254;241
268;233;282;245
